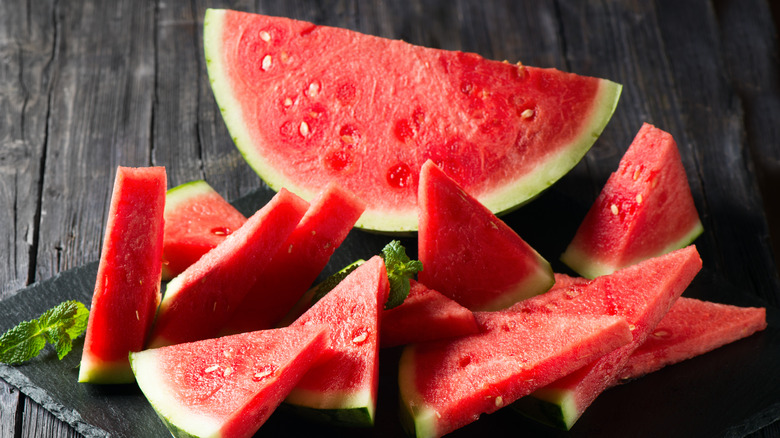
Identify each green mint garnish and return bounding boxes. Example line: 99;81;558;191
0;300;89;364
381;240;423;310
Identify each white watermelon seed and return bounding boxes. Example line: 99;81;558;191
283;97;293;107
204;364;219;373
259;30;271;42
253;369;273;381
495;396;504;407
629;324;636;331
299;121;310;136
610;204;619;215
135;310;139;321
307;82;320;97
633;168;641;180
636;194;643;204
352;331;369;344
521;109;535;119
261;55;272;71
653;330;670;338
223;367;233;377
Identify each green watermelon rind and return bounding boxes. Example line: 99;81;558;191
130;349;223;438
510;388;578;431
77;357;136;384
397;346;439;438
283;385;375;427
161;180;217;280
203;8;623;233
560;219;703;279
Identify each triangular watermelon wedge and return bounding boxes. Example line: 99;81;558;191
203;9;621;232
79;166;166;384
284;255;389;427
161;180;247;281
398;311;633;438
147;189;308;348
616;297;767;382
220;182;365;335
129;324;330;438
510;245;702;430
418;160;554;311
381;280;480;348
561;123;704;278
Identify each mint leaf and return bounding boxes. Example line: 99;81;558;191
381;240;423;310
0;301;89;364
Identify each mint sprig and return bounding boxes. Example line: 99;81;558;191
381;240;423;309
0;300;89;364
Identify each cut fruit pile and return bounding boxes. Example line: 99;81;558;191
73;9;768;438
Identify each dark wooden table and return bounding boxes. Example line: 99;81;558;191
1;0;779;436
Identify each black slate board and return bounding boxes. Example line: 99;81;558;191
1;186;779;438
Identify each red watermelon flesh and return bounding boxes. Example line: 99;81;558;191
220;182;365;335
381;280;479;348
130;324;330;438
398;311;633;438
147;189;308;348
285;255;389;426
510;245;702;429
161;180;247;281
203;9;622;232
561;123;703;278
418;160;554;311
79;166;166;383
616;297;767;382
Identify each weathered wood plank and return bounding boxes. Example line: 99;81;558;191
33;0;157;282
0;0;55;297
0;383;21;438
20;400;80;438
714;0;780;283
654;0;780;303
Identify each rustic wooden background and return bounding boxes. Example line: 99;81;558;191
1;0;779;436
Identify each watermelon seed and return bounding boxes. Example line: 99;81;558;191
299;121;310;136
261;55;272;71
653;330;670;338
352;330;369;344
205;365;219;373
629;324;636;331
495;396;504;407
636;194;643;205
259;30;271;42
288;244;293;254
211;227;231;236
610;204;619;215
307;82;320;97
223;367;233;377
521;109;535;119
223;348;233;358
633;168;641;180
135;310;139;321
283;97;293;107
253;369;274;381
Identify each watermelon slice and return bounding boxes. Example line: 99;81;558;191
79;166;166;383
381;280;479;349
561;123;704;278
130;324;330;438
161;180;247;281
220;182;365;335
147;189;308;348
616;297;767;382
510;245;703;430
398;311;633;438
203;9;622;232
418;160;554;311
284;255;388;426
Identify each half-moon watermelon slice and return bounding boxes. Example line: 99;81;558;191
161;180;247;281
130;324;330;438
203;9;622;232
